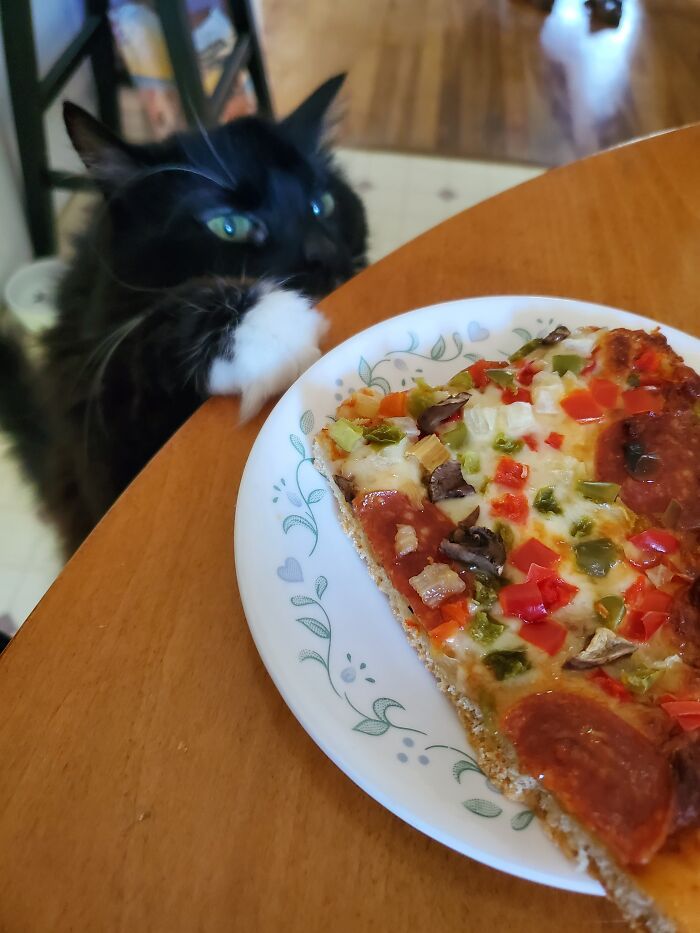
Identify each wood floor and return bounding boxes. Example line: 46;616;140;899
259;0;700;166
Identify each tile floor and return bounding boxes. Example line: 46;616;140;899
0;149;543;641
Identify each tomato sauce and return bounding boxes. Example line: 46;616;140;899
353;489;468;630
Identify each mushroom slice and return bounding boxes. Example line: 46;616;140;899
541;325;571;345
417;393;470;435
428;460;475;502
565;627;637;670
334;474;356;503
439;526;506;580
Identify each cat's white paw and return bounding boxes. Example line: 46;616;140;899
208;287;328;420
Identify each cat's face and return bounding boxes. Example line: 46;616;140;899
64;76;367;299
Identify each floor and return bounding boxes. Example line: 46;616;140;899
0;148;542;641
260;0;700;166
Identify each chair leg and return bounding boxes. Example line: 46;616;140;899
87;0;121;133
223;0;273;118
154;0;210;126
0;0;54;255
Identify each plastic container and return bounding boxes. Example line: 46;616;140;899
3;257;66;335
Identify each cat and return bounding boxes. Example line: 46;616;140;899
0;74;368;559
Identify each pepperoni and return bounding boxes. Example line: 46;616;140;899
670;578;700;667
666;734;700;833
595;412;700;518
353;490;464;630
502;692;673;865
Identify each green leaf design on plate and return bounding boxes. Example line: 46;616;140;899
299;410;314;435
510;810;535;831
513;327;532;342
296;617;330;638
452;759;483;783
307;488;325;504
290;433;306;456
353;718;390;736
407;331;419;352
315;576;328;600
283;514;315;536
463;798;503;818
298;648;325;666
358;356;372;386
372;376;391;395
291;595;315;607
452;332;463;355
372;697;405;722
431;335;446;360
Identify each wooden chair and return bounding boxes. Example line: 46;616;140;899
0;0;272;256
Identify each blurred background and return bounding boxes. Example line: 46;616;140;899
0;0;698;640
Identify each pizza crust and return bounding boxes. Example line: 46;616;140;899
314;435;692;933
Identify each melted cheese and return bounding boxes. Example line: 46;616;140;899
339;436;424;505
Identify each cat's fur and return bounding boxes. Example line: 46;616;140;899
0;75;367;557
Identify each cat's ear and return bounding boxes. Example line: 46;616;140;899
63;101;141;187
280;73;346;151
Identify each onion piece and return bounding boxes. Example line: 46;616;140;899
395;524;418;557
409;563;466;608
646;564;674;588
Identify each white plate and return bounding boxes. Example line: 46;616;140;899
235;295;700;896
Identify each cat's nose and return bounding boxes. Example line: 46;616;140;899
303;228;337;265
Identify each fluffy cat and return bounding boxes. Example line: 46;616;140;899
0;74;367;557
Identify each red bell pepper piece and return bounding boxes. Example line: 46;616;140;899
622;387;664;415
468;359;508;390
439;598;469;626
639;589;673;613
498;580;547;622
429;618;462;645
522;433;538;451
620;586;672;641
588;669;632;702
544;431;564;450
494;456;529;490
517;360;542;386
518;618;567;656
502;387;532;405
661;699;700;732
629;528;679;555
490;492;529;524
634;348;660;374
589;378;619;409
526;564;579;611
378;391;408;417
509;538;560;574
624;576;648;607
560;389;604;423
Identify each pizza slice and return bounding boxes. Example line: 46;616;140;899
313;324;700;933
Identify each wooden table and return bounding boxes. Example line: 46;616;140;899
1;126;699;932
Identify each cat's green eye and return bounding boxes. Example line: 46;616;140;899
206;213;255;243
310;191;335;218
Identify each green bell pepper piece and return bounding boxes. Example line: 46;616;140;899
573;538;618;577
329;418;364;452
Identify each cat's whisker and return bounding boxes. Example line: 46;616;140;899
81;314;147;451
190;111;237;190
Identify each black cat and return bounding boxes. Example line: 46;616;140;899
0;75;367;557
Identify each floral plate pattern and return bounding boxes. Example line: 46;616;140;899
235;296;700;895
